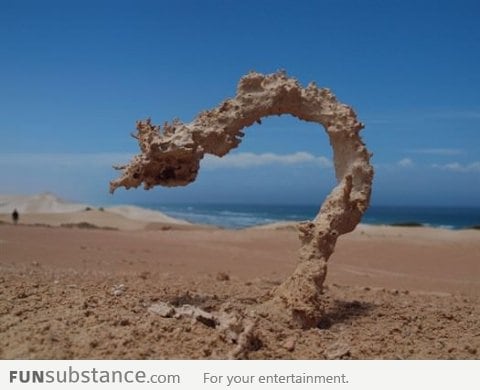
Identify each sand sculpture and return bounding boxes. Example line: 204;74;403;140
110;71;374;329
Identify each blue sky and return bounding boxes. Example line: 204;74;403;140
1;0;479;206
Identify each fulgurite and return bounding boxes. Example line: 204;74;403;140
110;71;374;329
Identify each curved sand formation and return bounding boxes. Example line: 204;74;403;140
110;71;374;328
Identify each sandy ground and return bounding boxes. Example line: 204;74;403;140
1;211;479;359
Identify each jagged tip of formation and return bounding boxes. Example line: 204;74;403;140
110;71;374;328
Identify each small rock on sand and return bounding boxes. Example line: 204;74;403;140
282;337;296;352
325;342;351;359
148;302;175;318
111;284;126;296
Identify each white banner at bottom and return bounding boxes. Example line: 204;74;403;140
1;360;478;390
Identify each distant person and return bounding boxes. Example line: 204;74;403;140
12;209;19;225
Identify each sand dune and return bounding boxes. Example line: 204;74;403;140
0;193;190;230
0;193;88;214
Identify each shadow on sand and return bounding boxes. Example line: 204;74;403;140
317;299;375;329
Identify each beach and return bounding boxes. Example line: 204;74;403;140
0;195;479;359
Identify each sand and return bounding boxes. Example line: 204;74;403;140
0;193;191;231
0;195;479;359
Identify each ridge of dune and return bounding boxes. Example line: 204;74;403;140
0;193;88;214
105;205;190;225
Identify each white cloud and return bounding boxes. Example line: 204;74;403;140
409;148;463;156
0;151;334;171
397;158;414;168
202;152;332;169
432;161;480;173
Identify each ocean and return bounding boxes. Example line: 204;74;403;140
137;203;480;230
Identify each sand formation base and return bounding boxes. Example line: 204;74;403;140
110;71;374;330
